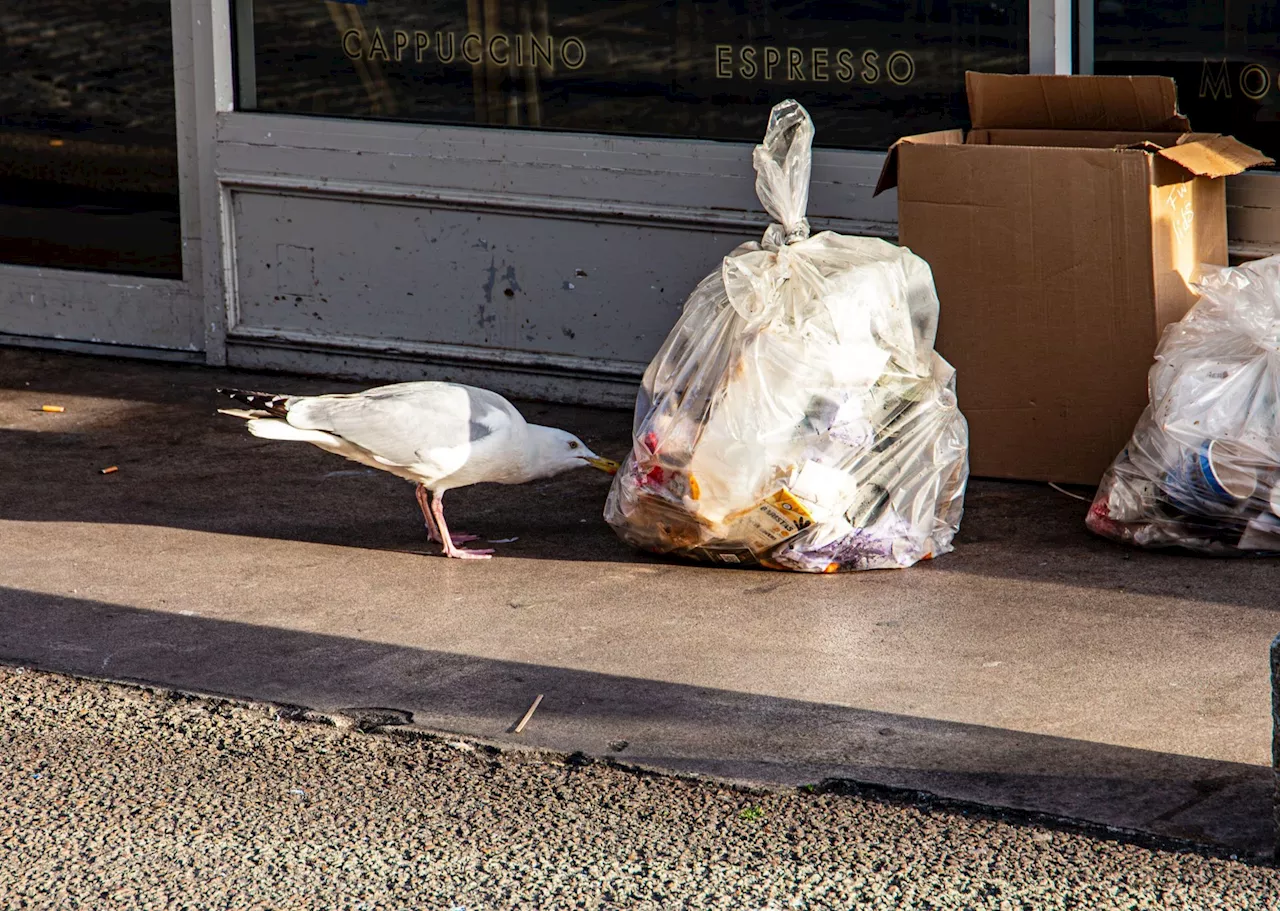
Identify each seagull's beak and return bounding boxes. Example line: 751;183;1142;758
582;454;620;475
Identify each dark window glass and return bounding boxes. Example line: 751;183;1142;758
1094;1;1280;165
0;1;182;278
239;1;1029;151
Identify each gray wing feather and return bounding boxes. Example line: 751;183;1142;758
286;382;521;466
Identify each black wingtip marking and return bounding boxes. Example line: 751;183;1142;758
217;387;291;418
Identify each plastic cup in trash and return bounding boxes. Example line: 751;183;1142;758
1164;439;1258;515
1205;440;1260;500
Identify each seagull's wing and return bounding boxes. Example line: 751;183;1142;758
285;382;524;475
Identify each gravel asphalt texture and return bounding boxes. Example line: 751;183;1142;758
2;666;1278;909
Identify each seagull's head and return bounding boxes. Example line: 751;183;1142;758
525;425;620;480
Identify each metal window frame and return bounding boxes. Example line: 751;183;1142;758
207;0;1280;384
208;2;953;377
1031;0;1074;74
209;111;899;387
1075;0;1280;258
0;0;232;360
3;0;1276;368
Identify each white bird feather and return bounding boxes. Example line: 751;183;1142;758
218;381;617;559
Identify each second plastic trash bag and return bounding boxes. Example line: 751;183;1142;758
1088;254;1280;554
603;100;970;572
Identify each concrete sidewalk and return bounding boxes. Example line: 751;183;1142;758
1;346;1277;858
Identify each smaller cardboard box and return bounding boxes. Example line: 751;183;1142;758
875;73;1272;484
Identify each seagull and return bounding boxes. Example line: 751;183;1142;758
216;381;618;559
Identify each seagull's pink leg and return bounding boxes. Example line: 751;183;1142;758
415;484;442;543
416;484;481;547
430;491;495;559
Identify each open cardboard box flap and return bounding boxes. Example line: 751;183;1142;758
1159;132;1274;178
873;130;962;197
875;73;1272;195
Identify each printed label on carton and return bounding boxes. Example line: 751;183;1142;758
722;488;815;554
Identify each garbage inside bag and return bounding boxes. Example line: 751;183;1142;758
1087;254;1280;554
603;99;970;572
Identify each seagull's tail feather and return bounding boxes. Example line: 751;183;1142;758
216;387;291;418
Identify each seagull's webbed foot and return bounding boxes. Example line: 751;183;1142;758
417;485;488;551
442;540;496;559
428;488;495;560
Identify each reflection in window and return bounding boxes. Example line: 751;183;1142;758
1094;1;1280;164
241;1;1029;150
0;1;182;278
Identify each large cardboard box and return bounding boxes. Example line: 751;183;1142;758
875;73;1272;484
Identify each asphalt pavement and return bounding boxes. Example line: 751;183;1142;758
2;665;1277;910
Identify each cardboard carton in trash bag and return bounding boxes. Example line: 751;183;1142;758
603;100;970;572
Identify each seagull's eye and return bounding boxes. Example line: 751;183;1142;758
569;441;580;450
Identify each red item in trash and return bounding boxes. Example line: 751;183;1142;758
639;465;665;488
1085;497;1125;539
637;433;670;488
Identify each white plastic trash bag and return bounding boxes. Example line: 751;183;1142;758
603;100;970;572
1088;254;1280;554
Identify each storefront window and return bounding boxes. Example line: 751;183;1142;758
237;1;1028;150
1094;1;1280;164
0;1;182;278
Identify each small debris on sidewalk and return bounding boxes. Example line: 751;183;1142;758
99;466;119;475
512;694;544;734
1048;482;1091;502
40;405;65;413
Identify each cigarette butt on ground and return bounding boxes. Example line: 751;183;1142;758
513;694;544;734
100;466;119;475
41;405;65;413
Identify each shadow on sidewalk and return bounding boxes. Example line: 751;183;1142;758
0;585;1271;858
